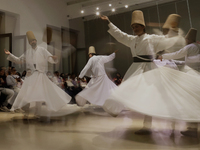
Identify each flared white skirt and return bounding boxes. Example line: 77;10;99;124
103;66;200;122
76;74;117;106
11;71;75;116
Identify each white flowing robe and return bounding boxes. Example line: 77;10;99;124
163;43;200;73
7;46;72;115
164;30;186;54
76;53;117;106
107;23;180;80
154;30;186;70
104;66;200;121
103;24;200;121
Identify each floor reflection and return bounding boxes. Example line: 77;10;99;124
0;106;199;150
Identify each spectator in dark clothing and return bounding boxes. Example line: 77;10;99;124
113;72;122;86
0;68;15;112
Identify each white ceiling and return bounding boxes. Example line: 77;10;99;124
64;0;176;19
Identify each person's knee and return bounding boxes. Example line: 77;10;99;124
9;89;15;96
5;88;15;97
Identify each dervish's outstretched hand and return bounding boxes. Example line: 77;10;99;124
114;50;118;53
100;15;110;23
4;49;10;55
49;55;57;61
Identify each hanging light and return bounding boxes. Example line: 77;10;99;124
125;5;128;8
81;10;84;13
109;4;112;7
112;8;115;12
96;7;99;10
96;12;100;15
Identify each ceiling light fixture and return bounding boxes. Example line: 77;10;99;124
96;7;99;10
109;4;112;7
112;8;115;12
96;12;100;15
125;5;128;8
81;10;84;13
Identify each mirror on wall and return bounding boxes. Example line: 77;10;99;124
0;33;12;68
12;35;27;73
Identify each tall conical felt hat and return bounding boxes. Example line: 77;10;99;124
88;46;96;54
185;28;197;41
131;10;145;26
162;14;181;31
26;31;36;43
47;27;52;43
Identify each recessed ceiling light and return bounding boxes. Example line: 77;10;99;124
125;5;128;8
112;8;115;12
96;7;99;10
81;10;84;13
96;12;100;15
109;4;112;7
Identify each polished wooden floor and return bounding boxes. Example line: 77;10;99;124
0;105;199;150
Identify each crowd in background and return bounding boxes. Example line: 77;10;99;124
0;66;122;112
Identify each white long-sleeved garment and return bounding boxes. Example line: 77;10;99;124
7;46;58;73
6;75;17;88
163;43;200;72
79;53;115;78
76;53;117;106
163;43;200;60
154;30;186;70
108;22;180;80
7;46;72;115
164;29;186;54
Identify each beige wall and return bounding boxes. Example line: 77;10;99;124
0;0;70;72
0;0;69;42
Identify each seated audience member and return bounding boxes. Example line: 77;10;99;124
11;67;18;78
46;71;53;81
113;72;122;86
15;71;23;88
79;77;87;88
6;69;21;107
64;73;82;104
53;71;64;90
6;70;19;91
70;73;82;103
21;70;26;80
0;68;15;112
60;73;66;81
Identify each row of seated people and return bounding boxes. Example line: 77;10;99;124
47;71;123;104
0;66;123;112
0;66;86;112
47;71;87;104
0;66;24;112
